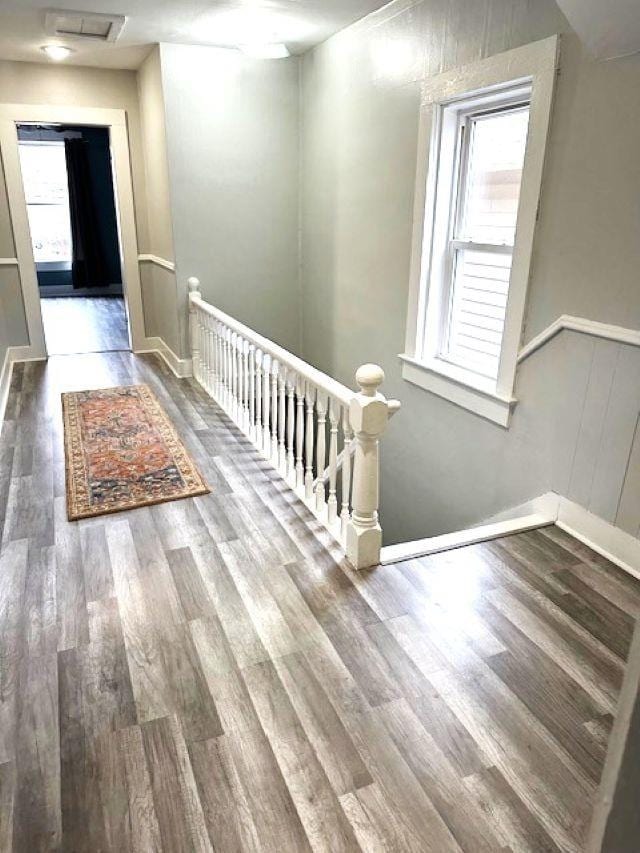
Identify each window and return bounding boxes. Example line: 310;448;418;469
18;140;72;264
436;90;530;381
402;37;559;426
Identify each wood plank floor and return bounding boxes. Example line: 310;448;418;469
40;297;129;355
0;351;637;852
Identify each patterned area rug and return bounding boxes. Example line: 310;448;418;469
62;384;209;520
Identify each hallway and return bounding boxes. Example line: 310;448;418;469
0;351;636;851
40;297;129;356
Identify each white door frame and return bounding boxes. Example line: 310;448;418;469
0;103;145;357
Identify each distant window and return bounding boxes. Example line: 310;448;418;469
438;94;530;380
19;140;72;264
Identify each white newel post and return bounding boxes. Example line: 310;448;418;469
188;277;201;381
346;364;389;570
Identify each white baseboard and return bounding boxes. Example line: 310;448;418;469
380;512;555;565
482;491;561;525
1;339;191;426
0;345;47;424
382;490;640;579
555;496;640;581
0;348;12;425
135;337;192;379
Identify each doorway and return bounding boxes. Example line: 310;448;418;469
0;104;146;361
17;123;128;356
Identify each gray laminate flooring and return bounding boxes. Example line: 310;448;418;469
0;351;637;852
40;297;129;355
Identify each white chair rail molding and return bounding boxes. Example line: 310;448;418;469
187;277;401;570
401;36;559;427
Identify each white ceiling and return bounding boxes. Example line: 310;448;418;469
0;0;392;69
555;0;640;60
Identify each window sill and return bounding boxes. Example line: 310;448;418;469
399;353;516;427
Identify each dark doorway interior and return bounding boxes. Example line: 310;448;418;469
17;123;123;298
17;123;129;356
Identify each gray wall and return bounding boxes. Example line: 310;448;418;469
0;59;150;256
299;0;640;544
137;47;180;354
159;44;301;357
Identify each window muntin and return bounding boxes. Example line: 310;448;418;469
18;140;72;264
428;90;530;382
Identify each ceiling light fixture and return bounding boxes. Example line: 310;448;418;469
41;44;74;61
240;42;290;59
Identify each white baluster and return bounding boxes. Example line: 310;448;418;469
295;376;305;490
227;327;234;413
270;362;279;463
213;320;221;401
286;374;295;483
327;397;339;525
278;370;286;473
239;337;246;428
197;310;205;388
262;355;271;455
232;333;239;422
346;365;389;570
188;277;201;383
194;310;202;385
207;316;216;396
222;326;230;411
255;349;263;446
242;339;250;433
234;333;241;421
235;334;243;425
249;344;256;440
204;315;213;394
315;391;327;513
215;320;222;400
304;384;315;500
199;313;207;388
341;407;353;543
220;323;227;404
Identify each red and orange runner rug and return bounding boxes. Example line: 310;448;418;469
62;384;209;520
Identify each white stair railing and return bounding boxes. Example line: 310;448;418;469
187;277;400;569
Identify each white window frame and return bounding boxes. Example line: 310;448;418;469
401;36;559;427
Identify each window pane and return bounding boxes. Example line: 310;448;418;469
26;203;73;263
444;248;512;379
19;142;69;204
458;107;529;246
19;142;72;263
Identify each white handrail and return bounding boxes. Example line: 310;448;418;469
189;293;353;406
187;277;400;569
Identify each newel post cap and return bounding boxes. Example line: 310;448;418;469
187;276;201;294
351;364;388;436
355;363;385;397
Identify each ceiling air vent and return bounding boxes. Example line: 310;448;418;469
44;8;126;42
